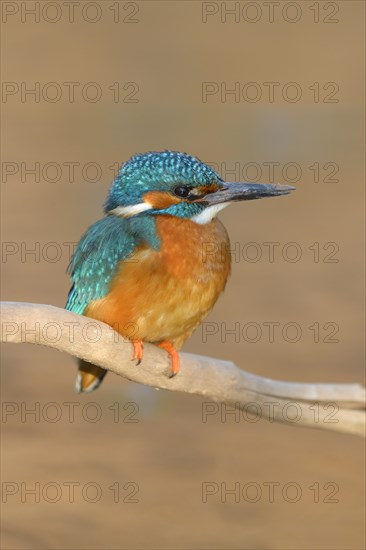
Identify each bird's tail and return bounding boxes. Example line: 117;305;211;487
75;359;107;393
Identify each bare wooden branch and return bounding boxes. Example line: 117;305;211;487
1;301;365;437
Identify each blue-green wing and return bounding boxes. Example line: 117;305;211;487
65;216;139;314
66;215;161;315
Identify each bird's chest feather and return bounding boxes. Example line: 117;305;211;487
85;215;231;345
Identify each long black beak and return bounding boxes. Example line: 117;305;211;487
202;182;295;205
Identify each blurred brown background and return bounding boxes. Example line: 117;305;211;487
1;1;365;549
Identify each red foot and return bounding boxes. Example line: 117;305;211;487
132;340;144;365
157;341;180;378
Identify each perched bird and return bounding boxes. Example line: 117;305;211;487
66;151;294;392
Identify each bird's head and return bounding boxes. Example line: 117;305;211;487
105;151;294;224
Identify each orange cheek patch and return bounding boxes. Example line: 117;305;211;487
143;183;221;209
143;191;181;209
195;183;220;195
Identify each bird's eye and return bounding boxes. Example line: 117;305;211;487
173;185;190;198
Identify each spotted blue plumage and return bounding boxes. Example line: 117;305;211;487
104;150;223;211
66;151;222;314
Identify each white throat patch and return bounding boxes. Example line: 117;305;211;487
191;202;230;224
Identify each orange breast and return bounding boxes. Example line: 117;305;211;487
85;215;231;348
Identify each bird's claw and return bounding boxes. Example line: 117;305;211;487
131;340;180;377
131;340;144;365
156;341;180;378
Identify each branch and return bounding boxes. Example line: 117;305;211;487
1;301;365;437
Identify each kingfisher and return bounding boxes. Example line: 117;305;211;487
66;151;294;392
